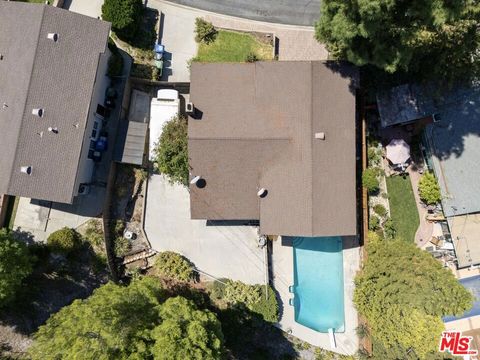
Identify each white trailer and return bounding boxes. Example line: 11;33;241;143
149;89;180;160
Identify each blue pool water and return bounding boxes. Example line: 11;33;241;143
291;236;345;333
443;275;480;322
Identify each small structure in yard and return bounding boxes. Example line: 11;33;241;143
149;89;180;160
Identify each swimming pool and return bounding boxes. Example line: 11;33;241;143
291;236;345;333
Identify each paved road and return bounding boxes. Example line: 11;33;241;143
163;0;321;26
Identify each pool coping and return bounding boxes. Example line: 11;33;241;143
271;236;360;355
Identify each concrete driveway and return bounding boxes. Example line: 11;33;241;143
144;175;266;284
163;0;321;26
63;0;104;18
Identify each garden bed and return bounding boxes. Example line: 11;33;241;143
386;175;420;242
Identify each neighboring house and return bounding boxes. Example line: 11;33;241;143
377;83;475;128
0;2;111;204
188;61;358;237
422;86;480;268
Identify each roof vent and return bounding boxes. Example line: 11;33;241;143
20;166;32;175
185;102;194;114
48;127;58;134
190;175;206;188
0;54;3;61
32;108;44;117
315;132;325;140
47;33;59;42
257;188;268;198
2;103;7;109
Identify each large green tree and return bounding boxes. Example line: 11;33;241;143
102;0;143;41
154;116;189;186
29;277;224;360
355;238;473;358
0;229;33;307
316;0;480;82
151;297;224;360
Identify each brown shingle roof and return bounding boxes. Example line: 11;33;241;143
188;61;358;237
0;2;110;203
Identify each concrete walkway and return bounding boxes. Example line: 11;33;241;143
144;175;266;284
63;0;104;18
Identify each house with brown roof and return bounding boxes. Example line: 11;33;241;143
0;2;111;204
188;61;358;237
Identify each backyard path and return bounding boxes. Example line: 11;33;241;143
408;165;433;247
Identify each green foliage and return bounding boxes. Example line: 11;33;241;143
194;18;218;44
315;0;480;83
418;172;442;205
223;281;279;322
368;215;380;231
362;168;379;194
30;277;165;359
150;297;224;359
354;239;473;358
47;227;81;255
0;229;34;307
372;204;387;217
30;277;225;359
153;251;194;282
154;116;189;186
102;0;143;41
114;236;131;258
250;286;279;323
84;219;104;248
207;279;228;300
245;52;259;62
108;52;124;78
367;147;381;166
383;218;396;240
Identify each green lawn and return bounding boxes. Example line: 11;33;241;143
385;175;420;242
194;30;273;63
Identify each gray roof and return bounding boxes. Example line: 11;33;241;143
0;2;110;203
377;83;477;127
188;61;358;237
424;86;480;217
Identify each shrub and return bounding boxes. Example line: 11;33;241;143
368;147;381;165
245;52;259;62
194;18;217;44
47;227;81;255
383;218;396;240
369;215;380;231
84;219;104;247
223;281;279;322
418;172;441;205
101;0;143;41
153;251;194;282
0;229;34;307
208;279;228;300
114;236;131;257
250;286;279;322
362;168;380;194
373;204;387;217
153;116;189;186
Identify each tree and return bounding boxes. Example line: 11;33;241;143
354;238;473;358
150;297;224;360
29;277;165;360
418;172;442;205
47;227;81;255
154;116;189;186
0;229;33;307
29;277;225;359
153;251;194;282
102;0;143;41
362;168;379;194
315;0;480;82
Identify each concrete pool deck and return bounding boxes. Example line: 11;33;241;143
271;236;360;355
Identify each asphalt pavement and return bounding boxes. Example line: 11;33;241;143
163;0;321;26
